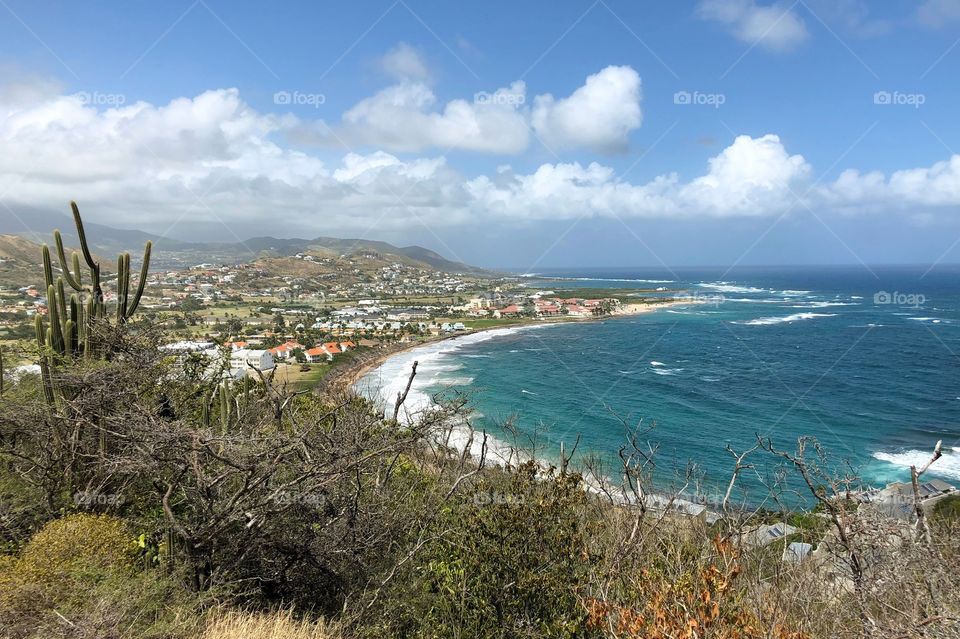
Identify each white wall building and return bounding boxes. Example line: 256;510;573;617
230;349;275;372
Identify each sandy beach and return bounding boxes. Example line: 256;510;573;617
321;298;697;397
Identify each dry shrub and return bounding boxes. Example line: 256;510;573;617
197;609;341;639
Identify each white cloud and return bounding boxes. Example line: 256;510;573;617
322;80;531;154
697;0;809;51
2;84;960;240
917;0;960;27
379;42;431;81
818;156;960;211
467;134;811;219
531;65;642;154
301;61;642;155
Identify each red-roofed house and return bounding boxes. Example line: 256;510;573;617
493;304;522;318
304;347;328;363
565;304;591;318
321;341;341;355
268;340;304;360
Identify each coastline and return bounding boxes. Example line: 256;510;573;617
321;298;695;397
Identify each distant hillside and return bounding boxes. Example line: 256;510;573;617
1;208;490;276
236;236;489;275
0;207;194;256
0;234;45;286
0;235;43;265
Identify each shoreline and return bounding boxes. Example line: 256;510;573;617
321;298;696;397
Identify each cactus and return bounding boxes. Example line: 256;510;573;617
241;375;251;411
219;381;232;432
36;201;152;366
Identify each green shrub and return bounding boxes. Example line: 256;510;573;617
362;462;596;638
0;514;134;631
933;494;960;523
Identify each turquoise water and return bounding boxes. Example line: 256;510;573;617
360;265;960;507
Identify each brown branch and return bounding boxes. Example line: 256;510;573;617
392;361;418;423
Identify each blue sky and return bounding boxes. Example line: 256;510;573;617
1;0;959;269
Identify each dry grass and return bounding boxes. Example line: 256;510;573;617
197;609;341;639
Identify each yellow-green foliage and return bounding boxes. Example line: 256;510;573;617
20;513;134;578
0;513;134;617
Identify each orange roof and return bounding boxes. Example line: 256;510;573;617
322;342;341;354
305;347;325;356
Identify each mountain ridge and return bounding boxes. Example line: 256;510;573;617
0;209;487;275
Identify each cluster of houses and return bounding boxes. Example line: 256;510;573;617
457;294;616;319
258;339;358;364
854;476;957;519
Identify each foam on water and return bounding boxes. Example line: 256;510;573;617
697;282;769;294
872;448;960;480
733;312;836;326
790;301;859;308
357;325;551;423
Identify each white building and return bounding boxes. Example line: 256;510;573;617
230;349;275;372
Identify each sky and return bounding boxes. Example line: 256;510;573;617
1;0;959;270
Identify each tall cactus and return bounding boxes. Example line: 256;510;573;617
36;201;152;390
218;381;233;433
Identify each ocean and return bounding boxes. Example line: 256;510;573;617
357;265;960;507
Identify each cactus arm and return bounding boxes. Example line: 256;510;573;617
220;383;229;431
54;231;84;291
91;262;103;316
71;201;98;271
56;278;68;331
116;255;126;323
125;241;151;318
42;245;54;290
34;314;45;351
47;285;64;355
121;253;131;318
75;297;86;355
72;252;83;288
64;319;75;356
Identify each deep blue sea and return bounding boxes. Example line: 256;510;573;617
359;265;960;507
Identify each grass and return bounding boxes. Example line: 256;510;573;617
198;609;340;639
271;362;333;390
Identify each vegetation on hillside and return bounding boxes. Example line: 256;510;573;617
0;205;958;638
